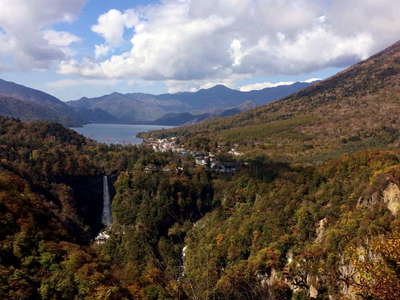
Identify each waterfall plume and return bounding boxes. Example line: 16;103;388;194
102;175;112;227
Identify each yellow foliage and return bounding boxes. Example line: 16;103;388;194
215;233;224;247
350;233;400;300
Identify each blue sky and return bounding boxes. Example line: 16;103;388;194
0;0;399;100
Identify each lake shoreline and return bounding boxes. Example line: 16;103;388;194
70;123;174;145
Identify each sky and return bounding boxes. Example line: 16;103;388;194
0;0;399;101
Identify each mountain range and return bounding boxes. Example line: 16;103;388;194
67;82;312;125
0;78;313;126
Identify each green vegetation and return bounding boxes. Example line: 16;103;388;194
218;115;314;144
179;150;400;299
1;117;400;299
0;116;213;299
0;170;131;299
97;146;400;299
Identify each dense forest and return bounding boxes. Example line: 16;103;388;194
0;116;399;299
1;41;400;300
0;117;215;299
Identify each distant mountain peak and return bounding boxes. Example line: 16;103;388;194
102;92;126;98
207;84;232;91
67;81;312;125
195;84;234;94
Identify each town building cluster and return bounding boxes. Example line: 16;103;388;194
143;137;242;173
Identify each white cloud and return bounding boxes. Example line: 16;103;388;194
94;44;111;59
0;0;85;69
57;0;400;85
43;30;80;47
240;81;297;92
91;9;127;46
165;72;251;93
166;78;236;94
303;78;320;83
90;8;139;59
47;78;118;88
43;30;81;56
239;78;320;92
91;9;139;46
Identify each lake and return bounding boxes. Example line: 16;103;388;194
71;123;173;145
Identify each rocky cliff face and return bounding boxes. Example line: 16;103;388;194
383;183;400;215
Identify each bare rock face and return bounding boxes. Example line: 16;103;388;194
310;287;318;298
315;218;328;243
305;274;325;299
383;183;400;216
356;192;380;209
357;182;400;216
263;268;279;288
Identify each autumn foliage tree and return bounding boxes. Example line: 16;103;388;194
349;231;400;300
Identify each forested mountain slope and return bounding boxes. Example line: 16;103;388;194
0;79;83;126
0;95;68;123
0;116;215;299
0;169;132;299
0;115;399;299
103;148;400;300
146;40;400;162
0;117;143;298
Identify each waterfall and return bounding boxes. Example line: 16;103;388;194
181;245;188;277
102;175;112;227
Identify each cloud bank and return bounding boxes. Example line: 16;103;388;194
1;0;400;93
59;0;400;84
0;0;84;69
239;78;320;92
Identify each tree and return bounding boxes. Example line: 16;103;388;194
349;232;400;300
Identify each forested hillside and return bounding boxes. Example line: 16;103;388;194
0;117;215;299
0;79;83;126
0;117;138;298
100;149;399;300
1;117;400;299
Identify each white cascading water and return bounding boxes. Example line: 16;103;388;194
181;245;188;277
102;175;112;227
